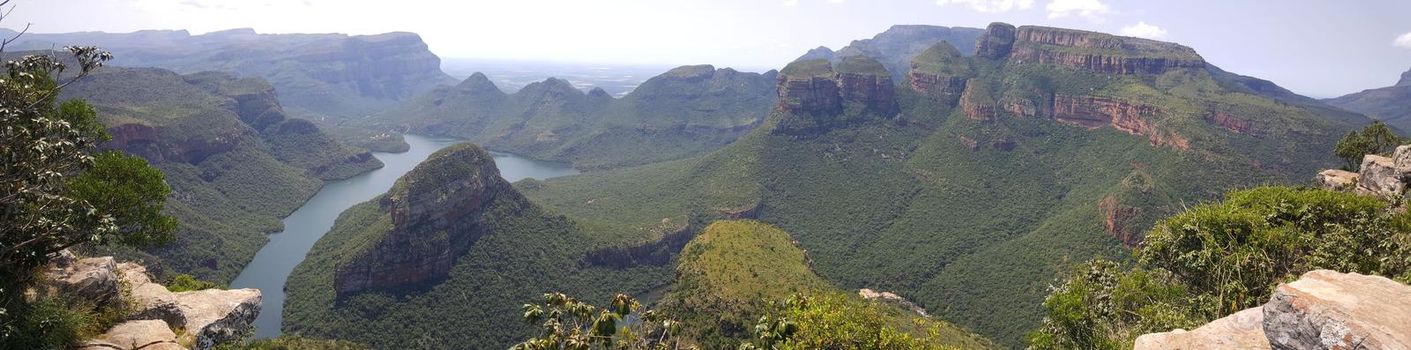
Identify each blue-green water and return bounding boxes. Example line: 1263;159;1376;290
230;135;577;338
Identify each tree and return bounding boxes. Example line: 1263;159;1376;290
0;46;175;277
0;43;177;347
512;293;689;350
1334;121;1402;170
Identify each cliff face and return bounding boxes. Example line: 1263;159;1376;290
775;57;898;134
334;144;517;297
11;28;456;117
976;23;1205;75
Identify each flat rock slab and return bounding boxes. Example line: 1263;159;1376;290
175;288;261;350
1134;307;1270;350
78;320;184;350
1263;270;1411;349
1316;169;1360;191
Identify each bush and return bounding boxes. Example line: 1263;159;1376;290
1029;186;1411;347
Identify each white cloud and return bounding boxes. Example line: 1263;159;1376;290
1046;0;1109;19
935;0;1035;13
1120;21;1168;40
782;0;799;6
1395;32;1411;49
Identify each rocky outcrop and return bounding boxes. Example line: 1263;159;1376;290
1263;270;1411;349
43;253;261;350
43;252;122;306
1354;154;1403;199
1205;111;1253;134
80;320;184;350
334;144;515;296
774;57;898;134
1315;169;1360;191
975;23;1205;75
1134;307;1269;350
959;79;997;120
1098;195;1144;247
858;289;930;317
974;22;1017;60
1052;94;1189;150
1135;270;1411;350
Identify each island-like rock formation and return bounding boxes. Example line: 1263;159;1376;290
334;143;520;297
41;251;260;350
775;56;899;134
1134;270;1411;349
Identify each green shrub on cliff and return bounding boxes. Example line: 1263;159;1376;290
1029;186;1411;348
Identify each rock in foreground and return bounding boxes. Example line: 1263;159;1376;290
1134;270;1411;350
1263;270;1411;349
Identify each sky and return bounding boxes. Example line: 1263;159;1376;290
8;0;1411;97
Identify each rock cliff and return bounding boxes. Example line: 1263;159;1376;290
1134;270;1411;350
975;22;1206;75
42;251;260;350
774;57;898;134
334;143;519;297
7;28;455;117
1318;145;1411;202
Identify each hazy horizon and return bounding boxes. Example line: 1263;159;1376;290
11;0;1411;98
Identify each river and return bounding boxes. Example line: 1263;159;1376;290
230;134;578;338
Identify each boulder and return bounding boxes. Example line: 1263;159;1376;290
116;263;184;326
44;254;121;305
174;288;262;350
1133;307;1270;350
1393;145;1411;173
78;320;184;350
1354;155;1404;199
1263;270;1411;350
1315;169;1360;191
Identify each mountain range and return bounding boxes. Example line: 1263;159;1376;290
1327;67;1411;130
24;20;1401;349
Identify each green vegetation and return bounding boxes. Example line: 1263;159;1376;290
1334;121;1400;170
166;274;223;292
744;293;977;350
513;293;687;350
835;56;889;76
370;65;775;170
0;47;175;349
1028;186;1411;349
911;42;971;76
660;220;991;349
522;54;1365;347
218;336;369;350
780;59;833;78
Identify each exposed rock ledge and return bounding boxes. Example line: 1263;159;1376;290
1134;270;1411;349
43;251;260;350
1318;145;1411;201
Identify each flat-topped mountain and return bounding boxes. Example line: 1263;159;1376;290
519;22;1372;346
5;28;456;118
61;66;381;282
374;64;777;169
1326;67;1411;130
